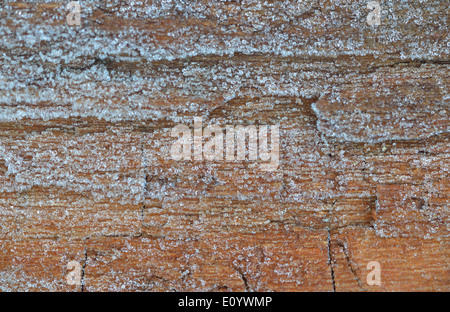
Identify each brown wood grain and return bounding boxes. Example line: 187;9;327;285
0;0;448;291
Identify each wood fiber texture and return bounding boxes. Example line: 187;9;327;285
0;0;448;291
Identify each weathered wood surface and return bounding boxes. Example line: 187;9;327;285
0;0;448;291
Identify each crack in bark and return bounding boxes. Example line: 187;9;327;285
140;133;148;235
80;239;88;292
233;265;251;292
326;229;336;292
341;241;367;291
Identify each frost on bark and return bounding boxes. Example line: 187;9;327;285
0;1;448;291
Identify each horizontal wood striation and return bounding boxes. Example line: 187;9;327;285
0;0;448;291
